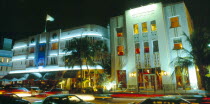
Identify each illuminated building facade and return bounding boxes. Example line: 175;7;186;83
110;2;198;92
7;24;109;89
0;38;13;79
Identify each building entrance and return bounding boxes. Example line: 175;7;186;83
143;74;156;90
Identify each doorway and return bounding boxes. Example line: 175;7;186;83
143;74;156;90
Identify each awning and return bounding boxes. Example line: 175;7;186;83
26;73;42;80
0;73;29;81
43;72;57;80
63;70;78;78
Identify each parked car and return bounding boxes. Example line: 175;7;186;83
4;87;32;97
44;88;69;96
27;87;42;96
32;94;94;104
0;93;31;104
137;96;191;104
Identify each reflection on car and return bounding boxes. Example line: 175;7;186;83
4;87;32;97
32;94;94;104
138;96;191;104
0;93;31;104
44;88;69;96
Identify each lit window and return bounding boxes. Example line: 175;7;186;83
135;43;140;54
142;22;148;32
170;17;180;28
2;58;4;62
116;28;123;37
133;24;139;34
117;46;124;56
51;42;58;50
151;20;157;31
6;58;9;62
153;41;159;52
173;37;183;50
144;42;149;53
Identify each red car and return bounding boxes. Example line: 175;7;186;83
0;87;6;94
44;88;69;96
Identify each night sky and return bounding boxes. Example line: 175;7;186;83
0;0;209;41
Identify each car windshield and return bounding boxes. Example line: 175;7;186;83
68;95;82;103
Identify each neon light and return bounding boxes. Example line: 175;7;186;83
12;58;26;61
9;65;103;74
51;39;58;42
61;34;102;40
13;45;27;49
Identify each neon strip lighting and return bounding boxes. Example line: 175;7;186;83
51;39;58;42
13;45;27;49
12;58;26;61
61;34;102;40
28;57;35;59
49;54;58;56
29;43;36;46
9;65;103;74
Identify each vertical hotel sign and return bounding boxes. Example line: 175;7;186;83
38;43;46;67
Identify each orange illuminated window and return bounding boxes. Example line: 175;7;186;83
135;43;140;54
116;28;123;37
136;48;140;54
142;22;148;32
151;20;157;31
170;17;180;28
117;46;124;56
144;42;149;53
173;38;183;50
51;42;58;50
133;24;139;34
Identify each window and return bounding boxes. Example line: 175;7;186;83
142;22;148;32
49;57;58;65
133;24;139;34
151;20;157;31
29;47;35;53
116;28;123;37
135;43;140;54
117;46;124;56
144;42;149;53
51;42;58;50
173;37;183;50
153;41;159;52
170;17;180;28
29;60;34;67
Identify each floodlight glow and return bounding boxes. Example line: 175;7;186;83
208;43;210;47
128;3;157;17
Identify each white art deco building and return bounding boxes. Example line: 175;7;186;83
110;2;198;92
6;24;110;89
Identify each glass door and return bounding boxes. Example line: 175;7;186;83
143;74;156;90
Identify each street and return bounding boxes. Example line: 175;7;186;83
23;96;145;104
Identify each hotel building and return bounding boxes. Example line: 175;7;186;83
110;2;198;92
4;24;109;90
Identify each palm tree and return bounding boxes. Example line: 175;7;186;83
171;30;210;90
63;36;107;88
187;28;210;90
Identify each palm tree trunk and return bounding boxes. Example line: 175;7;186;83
197;65;207;90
